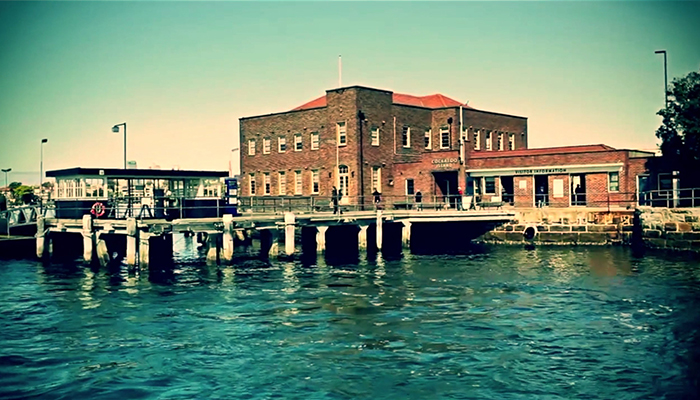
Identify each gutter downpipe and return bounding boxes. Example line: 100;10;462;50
393;116;397;155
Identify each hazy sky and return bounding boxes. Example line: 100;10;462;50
1;1;698;185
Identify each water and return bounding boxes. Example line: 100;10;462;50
1;238;699;399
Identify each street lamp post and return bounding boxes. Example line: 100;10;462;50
112;122;127;169
655;50;668;107
1;168;11;188
40;138;48;188
230;147;240;177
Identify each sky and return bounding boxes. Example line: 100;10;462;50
1;1;699;185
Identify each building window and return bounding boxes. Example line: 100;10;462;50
311;170;319;194
263;138;271;154
484;177;496;194
485;131;492;151
609;172;620;192
294;134;302;151
337;122;346;146
402;126;411;148
461;127;468;142
294;170;302;195
498;133;504;151
311;132;319;150
658;173;673;191
440;127;450;149
278;137;286;153
263;173;271;195
248;139;256;156
371;127;380;146
249;174;256;196
474;129;480;150
278;171;286;195
424;129;432;150
508;133;515;151
372;167;381;193
405;179;415;195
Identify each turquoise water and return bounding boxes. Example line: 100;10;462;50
1;238;699;399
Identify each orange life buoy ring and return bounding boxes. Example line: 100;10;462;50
91;202;106;217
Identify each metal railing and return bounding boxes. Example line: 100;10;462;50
0;205;41;235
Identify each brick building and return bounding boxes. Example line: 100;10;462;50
239;85;654;208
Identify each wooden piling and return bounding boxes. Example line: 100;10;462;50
139;233;150;269
401;221;411;248
206;232;220;265
95;235;110;267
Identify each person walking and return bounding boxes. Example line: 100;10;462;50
415;190;422;211
331;186;339;215
373;188;381;209
457;186;464;211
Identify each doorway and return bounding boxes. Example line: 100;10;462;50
500;176;514;205
433;171;458;207
534;175;548;207
338;165;349;204
571;174;586;206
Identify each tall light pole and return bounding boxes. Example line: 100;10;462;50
40;138;48;188
1;168;11;188
230;147;240;177
112;122;127;169
655;50;668;107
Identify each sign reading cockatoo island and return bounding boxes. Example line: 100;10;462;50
431;158;459;169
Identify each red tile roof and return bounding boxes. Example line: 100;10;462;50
291;92;469;111
470;144;617;158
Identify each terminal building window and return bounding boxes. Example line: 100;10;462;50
263;173;271;195
278;137;286;153
508;133;515;150
338;165;349;197
278;171;286;195
249;174;256;196
371;127;380;146
424;129;432;150
608;172;619;192
263;138;271;154
440;127;450;149
474;129;480;150
485;131;492;151
294;171;302;195
484;177;496;194
402;126;411;148
461;127;468;142
294;134;302;151
498;133;504;151
248;139;255;156
337;122;347;146
311;170;320;194
405;179;415;195
311;132;320;150
372;167;382;192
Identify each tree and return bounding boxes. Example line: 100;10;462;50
656;71;700;187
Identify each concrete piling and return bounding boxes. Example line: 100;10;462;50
221;214;234;263
284;212;295;256
206;232;220;265
401;221;412;248
95;235;110;267
139;233;150;269
36;216;49;259
358;225;368;249
82;215;94;264
316;226;328;253
375;210;383;251
126;217;138;267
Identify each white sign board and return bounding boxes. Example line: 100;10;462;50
519;180;527;189
553;179;564;198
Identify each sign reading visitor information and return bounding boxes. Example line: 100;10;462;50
514;168;567;175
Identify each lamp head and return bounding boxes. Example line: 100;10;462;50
41;138;48;143
112;125;120;133
655;50;666;54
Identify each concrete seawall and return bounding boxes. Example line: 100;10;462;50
638;207;700;252
476;208;635;246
